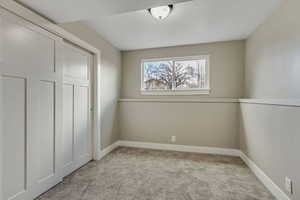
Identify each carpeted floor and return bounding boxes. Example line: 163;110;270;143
37;147;275;200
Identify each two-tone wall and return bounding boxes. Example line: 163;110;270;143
120;1;300;199
120;41;245;148
60;1;300;198
241;0;300;199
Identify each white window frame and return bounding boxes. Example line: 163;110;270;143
141;55;210;95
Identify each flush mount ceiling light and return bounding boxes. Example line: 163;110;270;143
148;5;173;20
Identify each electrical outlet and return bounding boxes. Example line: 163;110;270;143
171;136;176;143
285;177;293;194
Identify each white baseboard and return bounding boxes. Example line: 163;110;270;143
96;142;119;160
117;140;241;157
97;140;290;200
239;152;290;200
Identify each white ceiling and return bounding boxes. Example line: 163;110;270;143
17;0;281;50
16;0;191;22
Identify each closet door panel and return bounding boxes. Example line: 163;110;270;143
2;76;27;200
38;81;55;181
74;85;91;167
1;9;63;200
62;43;92;176
1;17;55;74
62;84;75;176
63;47;88;81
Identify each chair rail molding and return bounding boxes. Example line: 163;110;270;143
239;99;300;107
119;98;300;106
119;98;239;103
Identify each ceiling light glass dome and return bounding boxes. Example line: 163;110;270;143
148;5;173;20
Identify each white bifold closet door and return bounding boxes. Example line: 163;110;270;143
61;42;93;177
0;8;63;200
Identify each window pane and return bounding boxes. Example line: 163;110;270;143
174;59;207;89
143;61;173;90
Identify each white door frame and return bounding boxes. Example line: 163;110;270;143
0;0;102;160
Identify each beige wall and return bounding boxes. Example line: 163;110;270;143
121;40;245;99
60;22;122;149
120;41;244;148
242;0;300;199
239;103;300;200
245;0;300;99
120;101;239;148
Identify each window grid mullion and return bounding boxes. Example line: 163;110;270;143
171;60;175;91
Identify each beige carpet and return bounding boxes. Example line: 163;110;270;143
37;147;275;200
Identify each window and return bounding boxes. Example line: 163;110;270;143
141;56;210;95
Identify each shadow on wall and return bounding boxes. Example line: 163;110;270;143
101;99;120;149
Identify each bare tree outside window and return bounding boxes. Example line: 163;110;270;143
142;56;209;93
144;61;173;90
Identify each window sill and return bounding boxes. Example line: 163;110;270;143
140;89;210;96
